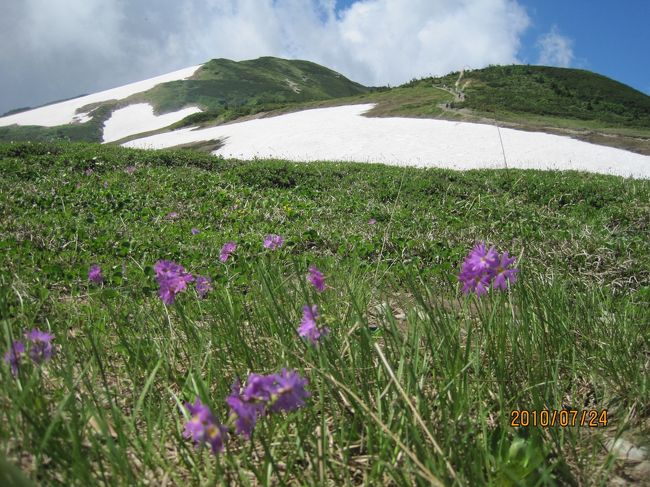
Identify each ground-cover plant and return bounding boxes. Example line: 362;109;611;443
1;141;649;485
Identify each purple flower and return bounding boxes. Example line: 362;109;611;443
297;305;329;345
103;181;109;189
491;251;519;290
195;276;212;298
154;260;194;305
88;264;103;284
84;168;94;176
457;242;519;297
458;264;492;297
3;341;25;377
242;374;277;403
219;242;237;262
466;243;499;273
307;265;326;292
24;329;55;364
263;234;284;250
158;275;194;304
191;228;200;235
226;381;265;438
165;212;179;220
183;398;228;454
124;165;136;175
184;398;214;443
368;218;377;225
154;260;185;278
267;369;310;413
226;370;310;436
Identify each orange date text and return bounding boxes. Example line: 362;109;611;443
510;409;608;428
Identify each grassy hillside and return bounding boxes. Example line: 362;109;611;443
161;58;366;109
1;142;649;485
408;65;650;128
130;57;370;120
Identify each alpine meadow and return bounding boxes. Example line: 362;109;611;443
1;47;649;487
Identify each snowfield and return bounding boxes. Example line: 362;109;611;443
0;65;202;127
124;104;650;179
102;104;202;143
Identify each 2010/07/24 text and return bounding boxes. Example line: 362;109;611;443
510;409;608;428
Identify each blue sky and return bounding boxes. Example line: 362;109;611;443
334;0;649;94
517;0;649;93
0;0;647;115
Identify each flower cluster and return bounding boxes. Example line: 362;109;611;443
297;305;329;345
3;342;24;376
263;234;284;250
3;329;55;376
195;276;212;299
458;242;519;296
298;265;330;345
220;242;237;262
183;369;309;454
227;369;309;436
88;264;103;284
183;398;229;454
307;265;326;292
154;260;196;305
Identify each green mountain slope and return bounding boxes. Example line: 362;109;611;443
407;64;650;129
142;57;369;112
0;57;370;143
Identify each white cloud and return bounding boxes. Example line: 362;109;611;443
536;26;574;67
0;0;531;114
178;0;531;86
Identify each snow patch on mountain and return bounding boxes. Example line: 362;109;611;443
0;65;202;128
123;104;650;179
102;104;202;143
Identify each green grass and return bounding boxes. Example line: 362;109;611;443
1;142;649;485
0;123;101;143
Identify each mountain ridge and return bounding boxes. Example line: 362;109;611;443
0;57;648;156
